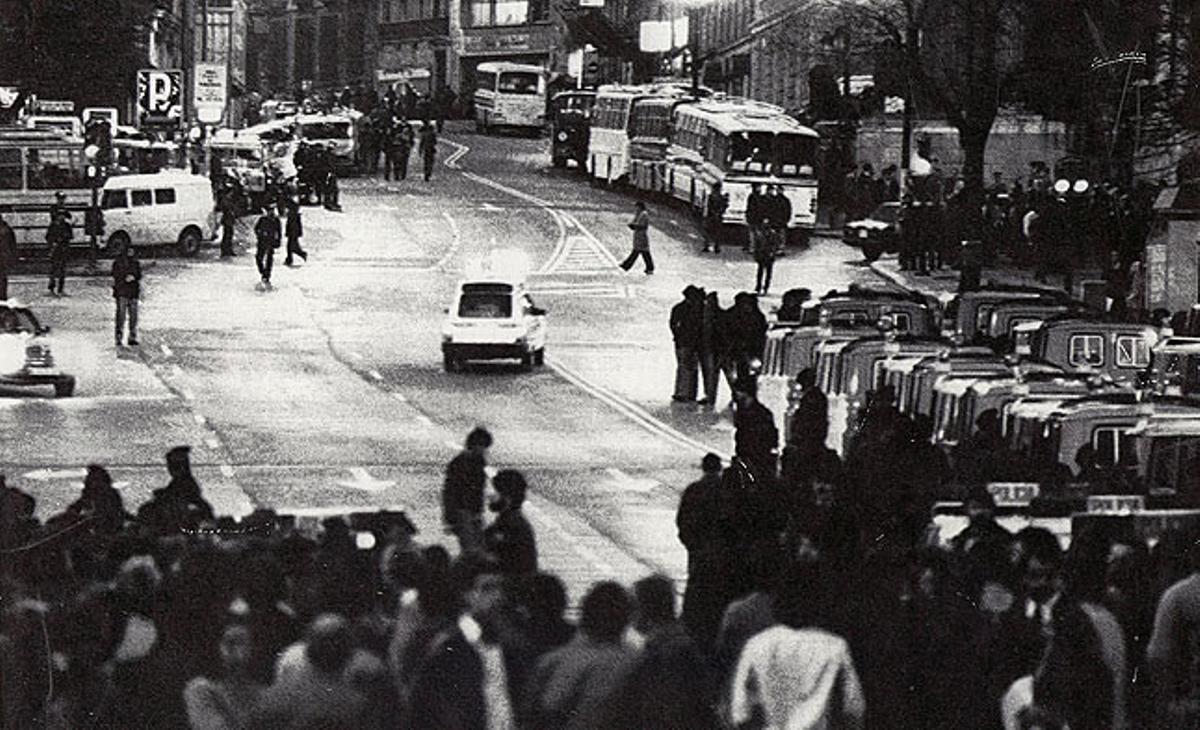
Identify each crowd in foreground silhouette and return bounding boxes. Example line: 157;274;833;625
2;424;1200;729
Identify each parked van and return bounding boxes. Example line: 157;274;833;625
100;171;214;256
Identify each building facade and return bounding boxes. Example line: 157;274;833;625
248;0;378;98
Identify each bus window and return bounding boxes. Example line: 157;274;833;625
102;190;128;209
1069;334;1104;367
131;190;152;207
1115;335;1150;368
27;148;84;189
775;133;816;177
498;72;540;94
1092;427;1134;468
728;132;772;173
0;149;22;190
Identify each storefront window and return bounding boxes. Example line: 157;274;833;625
470;0;491;26
468;0;527;26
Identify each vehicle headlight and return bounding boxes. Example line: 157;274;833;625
557;131;568;142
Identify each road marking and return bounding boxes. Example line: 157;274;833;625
415;413;434;426
479;202;502;212
204;436;220;449
22;467;87;481
391;392;408;403
442;139;470;169
430;211;462;272
181;388;195;401
349;351;364;361
604;467;661;493
220;464;235;478
368;369;384;381
160;344;173;357
547;356;711;456
444;439;460;450
337;467;395;492
192;413;207;425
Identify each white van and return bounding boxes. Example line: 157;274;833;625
100;171;214;257
441;275;547;372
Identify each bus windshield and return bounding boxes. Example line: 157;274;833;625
728;132;774;174
553;94;594;117
776;133;817;177
498;72;540;95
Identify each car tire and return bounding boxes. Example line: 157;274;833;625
519;351;534;372
106;232;130;257
443;353;458;372
862;242;883;262
533;348;545;366
54;377;75;398
178;226;203;257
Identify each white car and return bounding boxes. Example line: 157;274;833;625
441;277;547;372
0;300;74;397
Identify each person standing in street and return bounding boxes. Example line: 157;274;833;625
677;453;732;651
703;183;728;253
219;190;238;258
418;121;438;181
111;240;141;348
752;218;777;294
483;468;538;575
283;199;307;267
0;211;16;300
770;185;793;253
744;183;766;252
46;208;72;296
619;200;654;274
670;285;705;402
698;291;724;407
443;426;492;555
253;206;281;290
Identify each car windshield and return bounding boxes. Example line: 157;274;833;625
459;293;512;318
0;308;38;334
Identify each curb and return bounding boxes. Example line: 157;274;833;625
868;261;920;294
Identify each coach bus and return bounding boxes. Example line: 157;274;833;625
473;62;547;134
0;125;90;255
586;85;647;184
665;98;820;246
627;90;700;193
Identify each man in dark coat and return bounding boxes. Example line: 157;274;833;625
0;212;15;300
46;208;71;296
62;464;129;533
443;427;492;555
677;453;732;651
670;285;705;402
703;184;728;253
253;206;281;289
283;199;307;266
733;379;779;483
137;446;215;534
744;183;766;252
483;469;538;574
728;292;768;382
218;188;238;258
111;239;142;347
768;184;792;254
419;121;438;181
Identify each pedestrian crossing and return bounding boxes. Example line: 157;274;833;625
527;278;629;298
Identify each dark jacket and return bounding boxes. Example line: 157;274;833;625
484;508;538;574
111;254;142;299
443;450;487;524
136;475;215;534
419;127;438;159
771;193;792;228
0;219;16;271
604;622;718;730
255;214;281;249
735;399;778;465
745;191;766;226
46;217;71;248
727;298;768;359
670;291;704;348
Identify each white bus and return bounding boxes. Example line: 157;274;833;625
473;62;547;134
586;85;648;184
665;98;821;246
627;90;701;193
0;126;90;253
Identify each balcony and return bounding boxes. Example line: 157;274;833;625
379;17;451;40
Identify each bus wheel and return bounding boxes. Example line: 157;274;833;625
177;227;203;257
106;232;130;257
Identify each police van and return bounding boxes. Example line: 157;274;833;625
441;251;547;372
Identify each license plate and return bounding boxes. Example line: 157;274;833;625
987;482;1039;507
858;230;868;239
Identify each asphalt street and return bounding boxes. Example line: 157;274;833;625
2;122;890;603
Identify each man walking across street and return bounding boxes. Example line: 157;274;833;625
418;121;438;181
670;285;705;402
619;200;654;274
283;199;307;267
0;212;16;300
254;206;281;290
46;208;72;296
112;240;141;348
443;426;493;555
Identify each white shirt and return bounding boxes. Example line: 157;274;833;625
730;625;865;730
459;614;515;730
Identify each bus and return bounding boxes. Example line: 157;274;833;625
665;98;820;246
587;85;648;184
0;125;90;254
473;62;547;134
549;90;595;170
627;90;701;193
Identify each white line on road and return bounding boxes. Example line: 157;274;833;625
160;344;173;357
368;369;384;381
180;388;195;401
525;499;616;575
430;211;462;272
415;413;434;426
204;436;220;449
444;439;460;450
192;413;207;425
547;356;711;457
348;352;364;361
220;464;235;478
391;392;408;403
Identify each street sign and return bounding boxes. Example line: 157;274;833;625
33;99;74;114
987;482;1040;508
136;69;183;128
194;62;228;124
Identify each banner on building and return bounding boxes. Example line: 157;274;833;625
194;63;228;124
137;69;183;128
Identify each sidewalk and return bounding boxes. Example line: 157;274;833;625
868;253;1078;301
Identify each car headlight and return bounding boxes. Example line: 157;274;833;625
557;131;568;142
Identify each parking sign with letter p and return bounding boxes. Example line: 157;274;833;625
137;69;182;129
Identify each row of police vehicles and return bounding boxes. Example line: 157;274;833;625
756;282;1200;544
549;84;820;247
